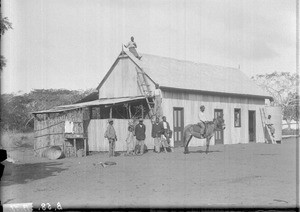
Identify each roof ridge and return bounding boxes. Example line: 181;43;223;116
131;51;239;71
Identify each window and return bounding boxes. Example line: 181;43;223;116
234;108;241;127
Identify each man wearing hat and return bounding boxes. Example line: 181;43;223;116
134;118;146;155
151;117;162;153
104;119;117;157
159;116;172;152
198;105;207;136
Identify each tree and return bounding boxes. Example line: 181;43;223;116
0;89;95;132
251;72;299;129
0;15;12;35
0;13;13;71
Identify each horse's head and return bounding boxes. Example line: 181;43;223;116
214;115;226;130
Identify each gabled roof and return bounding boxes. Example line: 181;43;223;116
98;51;272;99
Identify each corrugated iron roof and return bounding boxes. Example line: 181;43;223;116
32;96;146;114
124;51;271;98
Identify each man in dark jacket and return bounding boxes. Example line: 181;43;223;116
159;116;173;152
152;117;161;153
159;116;170;143
135;118;146;155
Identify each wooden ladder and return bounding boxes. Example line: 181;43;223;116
135;67;155;118
260;107;276;144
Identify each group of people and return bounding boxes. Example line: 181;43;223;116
104;116;173;157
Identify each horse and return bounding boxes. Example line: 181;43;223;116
183;115;226;154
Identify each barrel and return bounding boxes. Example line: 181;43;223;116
264;106;282;142
41;146;64;160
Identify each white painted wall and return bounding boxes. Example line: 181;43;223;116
88;119;154;152
161;91;266;147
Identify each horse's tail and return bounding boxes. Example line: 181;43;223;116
182;127;186;147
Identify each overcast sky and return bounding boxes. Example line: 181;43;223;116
1;0;297;94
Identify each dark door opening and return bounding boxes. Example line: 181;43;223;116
249;110;256;142
214;109;224;144
173;107;184;147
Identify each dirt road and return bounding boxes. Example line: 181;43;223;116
1;137;298;208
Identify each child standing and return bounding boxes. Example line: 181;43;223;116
125;120;135;155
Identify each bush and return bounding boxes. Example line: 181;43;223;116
1;131;34;149
282;128;299;136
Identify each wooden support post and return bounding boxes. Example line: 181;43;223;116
110;107;112;118
89;107;92;119
33;114;37;156
129;105;132;119
63;139;66;157
74;138;77;157
84;138;87;157
46;113;50;146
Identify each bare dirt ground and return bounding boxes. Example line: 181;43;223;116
1;137;298;209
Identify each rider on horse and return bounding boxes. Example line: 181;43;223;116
198;105;207;137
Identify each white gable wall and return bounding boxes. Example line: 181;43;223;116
99;58;141;99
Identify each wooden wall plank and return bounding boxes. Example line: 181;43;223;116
99;59;142;99
87;119;154;152
161;90;266;148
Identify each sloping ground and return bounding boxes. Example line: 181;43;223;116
1;138;297;209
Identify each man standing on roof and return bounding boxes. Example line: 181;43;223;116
198;105;207;137
124;36;142;60
104;119;117;157
153;84;163;117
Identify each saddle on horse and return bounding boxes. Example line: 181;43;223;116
191;122;207;139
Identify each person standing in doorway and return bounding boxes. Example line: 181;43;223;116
124;36;142;60
135;118;146;155
104;119;117;157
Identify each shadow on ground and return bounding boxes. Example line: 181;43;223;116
1;161;67;186
187;150;222;154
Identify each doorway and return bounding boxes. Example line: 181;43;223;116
214;109;224;144
173;107;184;147
249;110;256;142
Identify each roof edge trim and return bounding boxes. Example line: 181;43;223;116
160;86;273;101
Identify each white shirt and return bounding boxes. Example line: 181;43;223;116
198;111;207;122
126;41;137;49
163;121;168;129
154;88;162;97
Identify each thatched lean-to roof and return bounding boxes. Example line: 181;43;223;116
32;96;146;114
97;51;272;100
76;91;98;103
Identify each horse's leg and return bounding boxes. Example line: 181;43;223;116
184;134;193;154
205;137;212;154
